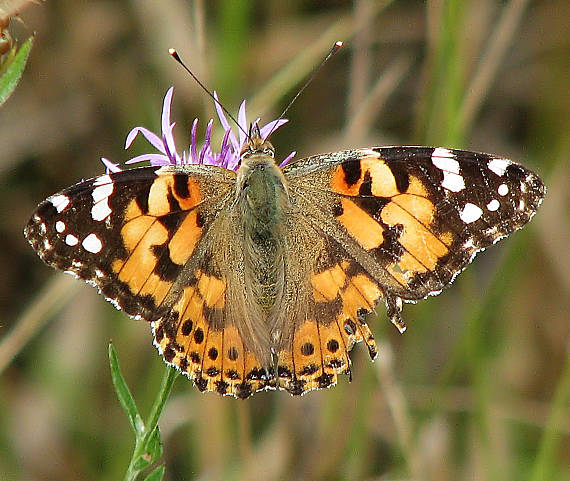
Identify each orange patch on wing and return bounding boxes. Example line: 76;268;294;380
343;273;381;314
331;163;364;195
331;156;401;197
338;198;384;249
138;272;171;306
381;196;449;271
293;321;323;383
168;210;203;265
319;322;349;374
117;220;168;292
112;258;124;273
148;176;203;217
197;270;226;309
124;199;143;222
121;215;157;252
310;261;348;302
175;285;203;323
147;177;172;217
365;158;401;197
406;175;429;196
202;329;223;387
175;178;202;210
221;326;244;381
351;273;382;304
341;281;370;317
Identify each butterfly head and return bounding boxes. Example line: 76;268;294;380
240;122;275;161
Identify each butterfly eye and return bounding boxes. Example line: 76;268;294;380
263;147;275;158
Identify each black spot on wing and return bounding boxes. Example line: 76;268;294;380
157;209;185;232
173;173;190;198
167;189;181;213
151;245;183;282
333;201;344;217
358;171;373;196
196;210;206;228
341;161;362;186
135;183;151;214
384;157;410;193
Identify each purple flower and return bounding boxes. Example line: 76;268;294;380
101;87;295;173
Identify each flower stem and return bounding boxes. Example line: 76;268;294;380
123;365;179;481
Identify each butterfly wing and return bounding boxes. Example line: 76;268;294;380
271;147;545;394
25;146;545;399
25;164;281;399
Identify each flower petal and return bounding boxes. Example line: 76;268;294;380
190;118;199;163
161;87;174;138
125;153;171;166
260;119;288;140
279;151;296;167
237;100;247;147
101;157;122;173
214;91;239;151
125;127;165;152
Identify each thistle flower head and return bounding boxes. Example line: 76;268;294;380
102;87;295;173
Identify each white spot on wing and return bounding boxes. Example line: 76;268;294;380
463;238;476;249
93;174;112;187
92;182;114;203
431;148;465;192
50;194;70;213
82;233;103;253
459;203;483;224
55;221;66;233
486;199;500;211
39;222;47;235
488;158;510;176
441;171;465;192
498;184;509;196
91;181;114;222
432;148;460;173
91;201;112;221
65;234;79;246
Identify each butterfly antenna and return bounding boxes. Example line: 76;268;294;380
169;48;250;141
265;40;344;139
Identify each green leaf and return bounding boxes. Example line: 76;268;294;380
143;426;163;461
0;36;34;107
108;343;145;436
142;465;165;481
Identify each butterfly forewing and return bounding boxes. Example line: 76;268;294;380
25;165;235;319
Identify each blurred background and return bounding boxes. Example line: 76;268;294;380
1;1;568;480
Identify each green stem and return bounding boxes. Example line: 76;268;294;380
123;366;178;481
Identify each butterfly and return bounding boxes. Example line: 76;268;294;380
25;121;545;398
